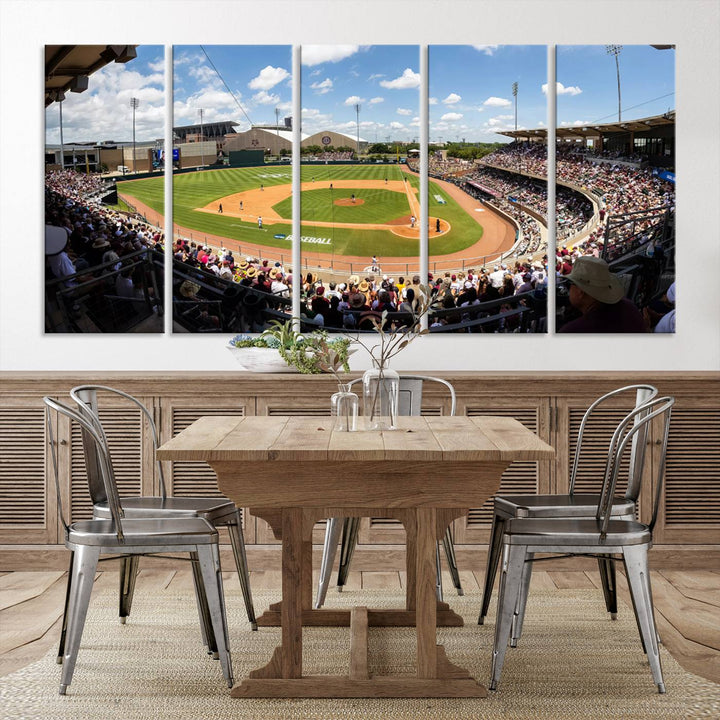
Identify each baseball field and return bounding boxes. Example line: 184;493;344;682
118;164;514;262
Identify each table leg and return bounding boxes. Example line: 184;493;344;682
415;508;438;678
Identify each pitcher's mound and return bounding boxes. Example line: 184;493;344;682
334;198;365;206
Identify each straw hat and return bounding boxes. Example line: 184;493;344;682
566;256;624;304
178;280;200;298
246;267;257;278
358;280;370;293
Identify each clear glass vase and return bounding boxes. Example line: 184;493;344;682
331;383;359;432
362;365;400;430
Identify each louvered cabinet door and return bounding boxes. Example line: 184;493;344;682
0;395;57;543
159;396;255;543
652;399;720;543
67;395;154;522
451;398;552;544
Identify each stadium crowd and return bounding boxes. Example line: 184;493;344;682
45;170;164;284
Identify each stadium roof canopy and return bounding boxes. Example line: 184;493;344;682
174;121;239;140
45;45;138;107
499;111;675;141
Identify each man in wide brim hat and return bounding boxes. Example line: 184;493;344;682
560;256;645;333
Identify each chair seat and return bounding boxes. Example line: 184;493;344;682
93;496;237;521
68;517;218;547
496;493;635;519
505;517;651;547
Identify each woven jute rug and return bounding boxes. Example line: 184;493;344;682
1;584;717;720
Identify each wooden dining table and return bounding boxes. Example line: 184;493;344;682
156;414;554;698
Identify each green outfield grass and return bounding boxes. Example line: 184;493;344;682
119;164;484;257
276;187;411;224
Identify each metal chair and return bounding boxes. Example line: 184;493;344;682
64;385;256;638
44;396;233;695
315;374;462;609
489;395;674;694
478;384;658;626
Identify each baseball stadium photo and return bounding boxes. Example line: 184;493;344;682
44;43;675;336
44;45;166;333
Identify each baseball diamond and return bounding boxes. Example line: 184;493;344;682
118;164;516;271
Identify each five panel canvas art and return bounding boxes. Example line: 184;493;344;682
44;45;676;335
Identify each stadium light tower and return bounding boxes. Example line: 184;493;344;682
512;82;518;132
198;108;205;167
130;97;139;173
606;45;623;122
355;103;361;156
275;107;280;137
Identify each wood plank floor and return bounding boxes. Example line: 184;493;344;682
1;569;718;685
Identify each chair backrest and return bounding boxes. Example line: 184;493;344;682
43;396;126;541
348;374;456;417
70;385;167;501
596;395;674;535
570;384;658;500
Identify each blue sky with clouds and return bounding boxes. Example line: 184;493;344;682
429;45;547;143
301;45;420;142
45;45;164;145
173;45;292;130
556;45;675;126
44;44;675;147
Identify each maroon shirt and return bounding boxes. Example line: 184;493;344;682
559;298;646;333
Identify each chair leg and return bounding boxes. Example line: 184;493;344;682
479;512;506;624
118;555;139;624
623;544;665;694
197;544;234;688
597;554;618;619
489;543;527;692
510;551;534;647
435;542;444;602
226;510;257;630
57;551;75;664
315;517;343;608
59;544;100;695
337;517;361;591
191;551;217;656
441;526;464;596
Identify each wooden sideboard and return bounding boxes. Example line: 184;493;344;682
1;371;718;570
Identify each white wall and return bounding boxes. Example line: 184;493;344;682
1;0;718;372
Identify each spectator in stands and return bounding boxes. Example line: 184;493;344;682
559;257;645;333
46;225;77;287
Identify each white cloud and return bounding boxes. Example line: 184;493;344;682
252;90;280;105
344;95;365;106
46;58;167;144
248;65;290;91
369;96;384;104
473;45;499;55
441;112;463;121
390;121;404;130
542;82;583;96
442;92;462;105
368;73;385;81
147;58;165;73
311;78;334;95
429;97;438;105
302;45;359;66
560;120;590;127
380;68;420;89
495;114;514;120
483;96;512;108
537;121;546;127
410;117;420;127
396;108;413;116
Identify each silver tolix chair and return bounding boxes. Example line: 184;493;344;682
315;375;462;609
489;395;674;695
65;385;256;638
478;384;658;626
44;396;233;695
